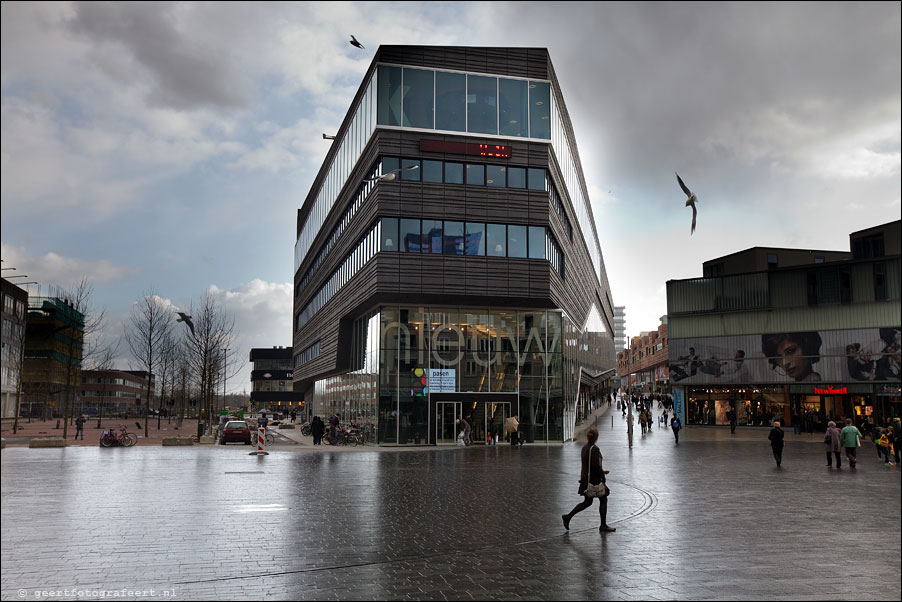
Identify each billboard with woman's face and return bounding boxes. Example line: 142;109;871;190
669;326;901;385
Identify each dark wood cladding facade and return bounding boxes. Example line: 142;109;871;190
293;46;614;394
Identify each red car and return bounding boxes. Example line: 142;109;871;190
219;420;252;445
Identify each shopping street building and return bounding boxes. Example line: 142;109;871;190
667;220;901;429
292;46;616;445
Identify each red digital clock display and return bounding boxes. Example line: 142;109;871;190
420;140;512;159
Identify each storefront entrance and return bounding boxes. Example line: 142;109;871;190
436;402;462;444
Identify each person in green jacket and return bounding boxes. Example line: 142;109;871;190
840;418;863;469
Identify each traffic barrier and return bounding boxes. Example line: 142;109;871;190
249;427;268;456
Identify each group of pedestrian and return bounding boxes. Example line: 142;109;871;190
768;417;898;469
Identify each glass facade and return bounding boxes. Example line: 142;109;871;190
305;305;607;445
296;73;377;272
376;65;551;141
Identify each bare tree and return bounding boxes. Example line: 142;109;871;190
124;290;171;438
89;338;120;429
182;291;238;436
49;279;105;440
10;312;27;434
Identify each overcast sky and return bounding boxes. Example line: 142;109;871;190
2;2;900;392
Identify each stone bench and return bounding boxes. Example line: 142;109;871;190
29;437;67;448
162;437;195;446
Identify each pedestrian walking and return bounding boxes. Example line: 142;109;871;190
769;421;785;467
876;429;894;465
824;421;842;468
290;410;297;424
487;418;498;445
839;418;862;468
561;428;616;533
728;408;737;434
670;416;681;444
311;415;324;445
505;415;519;446
893;419;901;465
639;409;647;435
74;414;86;440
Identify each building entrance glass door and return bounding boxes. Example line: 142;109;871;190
436;402;462;444
485;402;510;444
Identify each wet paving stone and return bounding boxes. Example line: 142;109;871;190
2;413;900;600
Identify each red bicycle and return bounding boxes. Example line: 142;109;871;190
100;424;138;447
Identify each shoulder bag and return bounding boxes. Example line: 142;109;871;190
584;445;609;498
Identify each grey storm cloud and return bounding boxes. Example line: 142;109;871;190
496;2;901;189
68;1;251;110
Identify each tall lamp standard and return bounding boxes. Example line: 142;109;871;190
11;282;38;434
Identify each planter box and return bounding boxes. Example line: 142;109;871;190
162;437;195;446
29;437;67;448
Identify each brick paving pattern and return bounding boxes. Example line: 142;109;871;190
2;406;899;601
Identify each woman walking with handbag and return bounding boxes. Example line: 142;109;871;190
561;428;616;533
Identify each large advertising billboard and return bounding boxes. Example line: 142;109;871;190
669;326;901;385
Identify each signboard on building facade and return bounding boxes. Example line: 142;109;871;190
669;326;901;385
428;369;456;393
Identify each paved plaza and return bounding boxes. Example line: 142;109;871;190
2;408;900;601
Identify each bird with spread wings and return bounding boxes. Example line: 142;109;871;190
176;312;195;337
365;164;419;182
675;172;699;235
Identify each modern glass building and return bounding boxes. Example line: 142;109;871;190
292;46;616;444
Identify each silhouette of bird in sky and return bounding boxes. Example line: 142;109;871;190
675;172;698;235
365;164;419;182
350;35;364;49
176;312;195;337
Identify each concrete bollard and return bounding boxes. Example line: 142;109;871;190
29;437;67;448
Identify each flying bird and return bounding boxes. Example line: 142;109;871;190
176;312;196;337
365;164;419;182
350;35;364;49
675;172;698;235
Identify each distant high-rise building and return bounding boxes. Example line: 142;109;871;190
614;306;626;350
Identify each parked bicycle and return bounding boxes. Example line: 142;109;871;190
100;424;138;447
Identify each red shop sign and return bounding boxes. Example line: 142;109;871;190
814;386;848;395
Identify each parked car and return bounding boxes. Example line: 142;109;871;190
219;420;252;445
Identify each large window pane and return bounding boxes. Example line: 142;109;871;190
487;224;506;257
377;66;402;127
382;156;399;175
528;168;546;191
465;222;485;256
486;165;506;188
499;78;528;137
529;81;551;139
400;219;421;253
421;219;443;254
508;225;527;258
507;167;526;189
402;158;420;181
467;74;498;135
444;221;464;255
381;217;399;252
422;160;443;183
445;162;463;184
436;71;466;132
528;226;546;259
466;163;485;186
402;68;434;129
